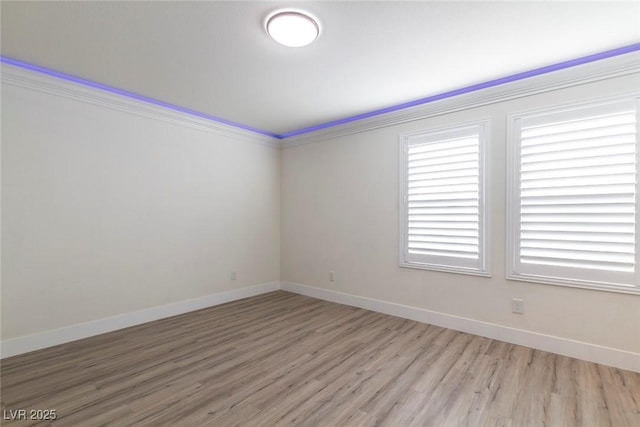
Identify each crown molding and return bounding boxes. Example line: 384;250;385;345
0;63;281;148
4;51;639;149
281;51;640;148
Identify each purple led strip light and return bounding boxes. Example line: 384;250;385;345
280;43;640;138
2;43;639;140
0;56;280;139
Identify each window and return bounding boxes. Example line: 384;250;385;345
507;96;639;293
400;120;490;276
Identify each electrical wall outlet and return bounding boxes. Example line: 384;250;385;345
230;271;237;280
329;271;335;282
511;298;524;314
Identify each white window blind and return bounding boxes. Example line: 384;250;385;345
508;97;639;292
400;121;489;276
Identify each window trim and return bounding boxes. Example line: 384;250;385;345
399;119;491;277
506;94;640;295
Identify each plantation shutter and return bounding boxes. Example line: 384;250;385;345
512;98;638;289
401;122;488;275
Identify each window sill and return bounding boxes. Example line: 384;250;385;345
400;261;491;278
506;272;640;295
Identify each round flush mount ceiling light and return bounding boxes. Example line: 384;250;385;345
266;10;320;47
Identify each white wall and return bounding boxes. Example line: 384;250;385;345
2;61;639;370
1;70;280;341
281;73;640;357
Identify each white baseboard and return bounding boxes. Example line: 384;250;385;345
4;280;638;372
281;282;640;373
1;282;279;359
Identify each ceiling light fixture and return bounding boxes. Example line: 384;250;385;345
266;10;319;47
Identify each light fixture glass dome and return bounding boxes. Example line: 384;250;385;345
266;11;319;47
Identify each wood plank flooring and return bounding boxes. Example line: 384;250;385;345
1;291;639;426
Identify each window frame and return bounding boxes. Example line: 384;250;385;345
399;119;491;277
506;94;640;294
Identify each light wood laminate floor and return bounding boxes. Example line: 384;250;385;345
1;291;639;426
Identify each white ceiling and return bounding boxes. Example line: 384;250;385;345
2;1;639;136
